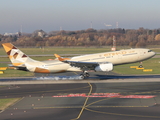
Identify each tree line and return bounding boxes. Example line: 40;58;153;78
1;27;160;47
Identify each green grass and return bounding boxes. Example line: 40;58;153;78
0;47;112;56
0;47;112;77
0;46;160;56
0;69;34;77
0;58;159;77
0;98;21;110
113;58;160;75
0;61;34;77
0;46;160;77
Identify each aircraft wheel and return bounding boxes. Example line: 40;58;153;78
84;73;90;77
80;74;85;79
139;65;143;68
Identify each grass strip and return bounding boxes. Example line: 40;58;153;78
0;98;21;110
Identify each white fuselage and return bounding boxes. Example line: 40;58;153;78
3;43;155;74
38;48;155;73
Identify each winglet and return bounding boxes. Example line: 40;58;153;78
54;54;71;61
54;54;65;61
54;54;61;58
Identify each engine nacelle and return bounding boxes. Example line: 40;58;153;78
95;63;113;72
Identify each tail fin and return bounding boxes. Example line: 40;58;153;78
2;43;35;66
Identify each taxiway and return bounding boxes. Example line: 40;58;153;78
0;75;160;120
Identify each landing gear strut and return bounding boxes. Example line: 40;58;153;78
139;62;143;68
80;71;90;79
139;65;143;68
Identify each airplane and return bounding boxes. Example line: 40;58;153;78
2;43;156;79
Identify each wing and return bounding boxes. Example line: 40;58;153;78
54;54;113;72
54;54;98;71
64;60;99;71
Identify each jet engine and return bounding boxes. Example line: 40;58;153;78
95;62;113;72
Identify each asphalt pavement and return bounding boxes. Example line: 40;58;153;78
1;77;160;120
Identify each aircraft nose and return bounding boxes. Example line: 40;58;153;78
152;51;156;57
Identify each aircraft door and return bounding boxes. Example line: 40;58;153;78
117;54;122;64
118;54;122;59
140;51;144;56
138;50;145;61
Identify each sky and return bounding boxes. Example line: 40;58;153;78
0;0;160;34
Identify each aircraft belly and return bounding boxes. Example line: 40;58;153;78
122;56;136;62
67;67;81;72
138;54;151;61
48;64;70;73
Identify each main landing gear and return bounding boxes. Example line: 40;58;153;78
80;71;90;79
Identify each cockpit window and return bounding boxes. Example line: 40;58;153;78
148;50;152;52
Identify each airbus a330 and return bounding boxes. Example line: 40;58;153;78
2;43;155;79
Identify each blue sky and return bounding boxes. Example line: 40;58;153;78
0;0;160;33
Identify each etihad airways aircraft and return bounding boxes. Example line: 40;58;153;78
2;43;155;79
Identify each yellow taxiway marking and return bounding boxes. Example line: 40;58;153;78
86;97;112;107
84;108;160;119
71;82;92;120
73;72;79;75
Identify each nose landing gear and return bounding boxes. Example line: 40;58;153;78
139;65;143;68
139;62;143;68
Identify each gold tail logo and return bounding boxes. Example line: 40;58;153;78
2;43;31;66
